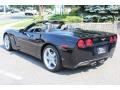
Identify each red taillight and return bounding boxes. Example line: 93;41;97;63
109;36;113;43
77;39;93;48
113;35;117;42
85;39;93;47
77;39;85;48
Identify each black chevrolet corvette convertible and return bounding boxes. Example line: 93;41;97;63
3;20;117;72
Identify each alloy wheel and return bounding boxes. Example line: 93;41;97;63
43;47;58;70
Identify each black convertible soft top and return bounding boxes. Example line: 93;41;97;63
37;20;65;24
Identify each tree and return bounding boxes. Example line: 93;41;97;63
38;5;43;16
38;5;54;16
68;5;120;22
10;5;54;14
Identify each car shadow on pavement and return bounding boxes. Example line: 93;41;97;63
0;44;45;69
57;65;101;75
0;44;102;75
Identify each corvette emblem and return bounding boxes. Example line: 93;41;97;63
101;38;106;41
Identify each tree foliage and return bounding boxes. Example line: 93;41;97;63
68;5;120;22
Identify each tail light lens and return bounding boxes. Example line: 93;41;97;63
77;39;85;48
77;38;93;48
113;35;117;42
109;35;117;43
85;39;93;47
109;36;113;43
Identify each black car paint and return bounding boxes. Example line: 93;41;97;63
4;21;117;69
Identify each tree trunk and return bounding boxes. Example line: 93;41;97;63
3;5;6;14
38;5;44;16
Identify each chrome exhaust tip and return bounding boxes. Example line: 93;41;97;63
90;61;97;66
98;60;105;64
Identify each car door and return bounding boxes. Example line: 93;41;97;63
16;23;45;57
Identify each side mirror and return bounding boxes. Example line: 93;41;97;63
19;29;25;33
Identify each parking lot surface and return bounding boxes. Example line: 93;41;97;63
0;35;120;85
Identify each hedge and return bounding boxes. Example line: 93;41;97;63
49;14;83;23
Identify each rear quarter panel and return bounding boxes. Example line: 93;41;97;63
41;33;79;49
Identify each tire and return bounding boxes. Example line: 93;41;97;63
3;34;13;51
42;45;62;72
31;13;33;15
25;13;28;15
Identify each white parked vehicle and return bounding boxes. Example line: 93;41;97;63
25;8;37;15
11;8;20;13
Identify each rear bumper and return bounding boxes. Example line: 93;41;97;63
59;43;116;69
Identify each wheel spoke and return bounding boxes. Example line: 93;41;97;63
51;60;56;66
47;48;52;56
43;47;58;70
48;60;55;67
44;55;49;60
52;52;56;57
4;35;10;49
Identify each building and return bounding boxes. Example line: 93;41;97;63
0;5;11;13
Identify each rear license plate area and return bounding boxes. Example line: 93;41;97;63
94;45;108;55
97;46;107;54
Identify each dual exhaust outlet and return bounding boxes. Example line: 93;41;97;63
75;59;106;68
90;60;105;66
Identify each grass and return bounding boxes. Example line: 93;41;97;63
0;21;13;26
12;15;44;28
0;19;30;27
0;23;7;26
12;19;34;28
0;15;43;28
0;22;12;27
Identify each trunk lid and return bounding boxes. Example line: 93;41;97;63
73;30;115;43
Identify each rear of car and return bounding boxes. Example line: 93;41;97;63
60;30;117;69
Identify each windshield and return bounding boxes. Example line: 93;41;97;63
45;22;64;31
46;22;83;31
25;21;82;32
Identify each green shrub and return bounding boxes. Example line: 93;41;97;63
64;16;82;22
49;14;67;20
49;14;83;23
32;16;43;21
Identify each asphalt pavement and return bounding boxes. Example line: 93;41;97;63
0;12;33;23
0;35;120;84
